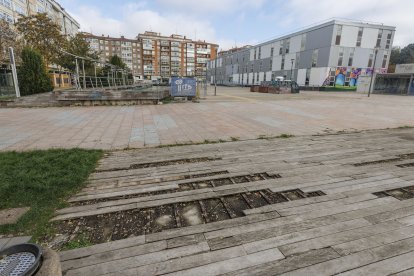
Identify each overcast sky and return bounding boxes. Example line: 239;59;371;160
59;0;412;50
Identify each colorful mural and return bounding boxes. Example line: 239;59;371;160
335;67;348;86
350;68;362;87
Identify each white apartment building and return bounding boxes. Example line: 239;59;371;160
0;0;79;36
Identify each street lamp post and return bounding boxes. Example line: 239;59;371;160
290;59;295;81
368;47;379;97
214;56;217;96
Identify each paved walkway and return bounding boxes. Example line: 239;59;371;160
0;236;31;250
56;128;414;275
0;88;413;151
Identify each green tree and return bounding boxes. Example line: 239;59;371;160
16;13;65;65
399;44;414;64
109;55;126;69
18;47;53;95
58;33;99;74
388;47;401;73
0;20;22;64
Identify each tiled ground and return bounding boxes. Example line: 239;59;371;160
0;87;413;151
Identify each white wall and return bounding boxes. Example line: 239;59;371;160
248;72;254;84
261;44;272;59
250;48;255;61
341;26;359;47
361;28;379;49
272;56;282;71
310;67;330;86
297;69;307;85
266;71;272;82
290;35;302;54
233;74;239;84
259;72;265;83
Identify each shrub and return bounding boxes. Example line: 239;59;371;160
18;47;53;96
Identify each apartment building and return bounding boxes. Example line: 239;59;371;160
207;19;396;87
0;0;79;36
83;33;142;77
138;31;218;81
83;31;218;80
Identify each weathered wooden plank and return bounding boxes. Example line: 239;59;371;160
163;248;285;276
60;235;146;261
64;242;210;276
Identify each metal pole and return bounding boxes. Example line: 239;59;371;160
75;58;80;90
8;47;20;98
204;64;207;97
290;59;295;80
214;57;217;96
94;63;98;88
82;59;86;90
368;48;379;97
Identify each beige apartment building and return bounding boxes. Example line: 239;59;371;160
83;31;218;80
83;33;142;77
0;0;79;36
138;31;218;80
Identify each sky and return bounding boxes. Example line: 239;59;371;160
59;0;412;51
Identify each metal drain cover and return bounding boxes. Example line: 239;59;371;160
0;244;42;276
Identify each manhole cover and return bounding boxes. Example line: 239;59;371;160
0;244;42;276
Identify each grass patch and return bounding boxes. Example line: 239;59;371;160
161;96;174;104
323;85;357;92
0;95;16;100
277;134;295;139
61;234;93;250
0;149;102;241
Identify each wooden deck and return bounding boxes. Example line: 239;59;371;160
56;128;414;275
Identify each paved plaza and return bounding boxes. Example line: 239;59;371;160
56;128;414;275
0;87;413;151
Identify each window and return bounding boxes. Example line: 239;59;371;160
254;49;257;60
348;51;354;66
270;47;274;57
258;47;261;59
386;33;392;49
1;0;11;8
0;11;13;23
257;73;259;82
356;27;363;47
311;49;318;67
301;34;307;51
368;53;374;67
335;25;342;45
281;57;285;70
382;51;389;68
14;5;26;15
285;40;290;54
279;47;283;55
376;29;383;47
337;50;344;66
264;73;266;82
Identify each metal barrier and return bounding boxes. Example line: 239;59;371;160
0;68;15;97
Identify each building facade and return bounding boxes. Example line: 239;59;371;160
207;20;396;87
83;33;142;77
138;31;218;81
0;0;79;36
83;31;218;80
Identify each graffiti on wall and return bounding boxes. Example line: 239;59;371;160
335;67;348;86
349;68;362;87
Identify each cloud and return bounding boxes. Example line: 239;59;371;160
154;0;266;14
72;4;216;41
70;2;254;50
276;0;413;46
